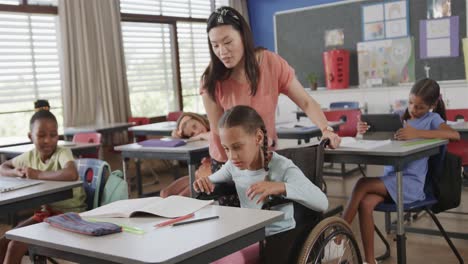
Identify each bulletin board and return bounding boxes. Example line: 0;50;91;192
274;0;466;87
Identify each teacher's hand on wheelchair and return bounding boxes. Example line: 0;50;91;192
246;181;286;204
193;177;215;194
321;130;341;149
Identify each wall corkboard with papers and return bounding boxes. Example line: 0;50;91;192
274;0;466;87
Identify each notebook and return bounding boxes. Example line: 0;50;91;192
80;195;213;218
138;139;186;147
0;176;43;193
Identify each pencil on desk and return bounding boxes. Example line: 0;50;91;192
155;213;195;228
172;216;219;227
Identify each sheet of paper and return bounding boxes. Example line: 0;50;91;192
339;137;392;150
426;18;450;38
427;38;451;57
140;196;213;218
385;1;406;20
363;4;384;23
385;19;407;38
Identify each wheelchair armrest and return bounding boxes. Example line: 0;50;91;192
262;196;293;210
196;182;237;200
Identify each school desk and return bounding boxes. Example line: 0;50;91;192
63;122;134;141
449;121;468;139
0;137;31;148
6;205;283;264
128;121;177;139
0;141;101;160
276;121;342;143
0;177;82;215
114;140;209;197
323;139;448;264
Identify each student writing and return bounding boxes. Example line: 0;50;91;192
341;78;460;264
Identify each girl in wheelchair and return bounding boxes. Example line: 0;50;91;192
193;105;328;263
342;78;460;264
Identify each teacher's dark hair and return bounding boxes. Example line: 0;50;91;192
202;6;262;101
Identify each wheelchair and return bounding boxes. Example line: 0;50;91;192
198;139;363;264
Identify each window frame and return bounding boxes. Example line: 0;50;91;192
121;12;208;116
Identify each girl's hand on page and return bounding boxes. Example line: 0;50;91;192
322;130;341;149
246;181;286;204
394;124;418;140
193;177;214;194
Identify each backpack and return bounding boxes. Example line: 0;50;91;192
75;159;110;210
100;170;129;206
427;149;462;214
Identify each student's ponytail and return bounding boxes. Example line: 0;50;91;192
433;97;447;121
260;125;269;172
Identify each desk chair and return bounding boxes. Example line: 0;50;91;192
128;117;150;142
75;159;110;210
199;140;360;263
72;132;101;159
373;147;463;263
330;101;359;109
323;109;362;177
167;111;183;122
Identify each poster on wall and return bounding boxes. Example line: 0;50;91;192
324;29;344;47
357;36;415;87
420;16;459;58
361;0;409;41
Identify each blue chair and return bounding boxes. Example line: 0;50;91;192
373;146;463;263
75;158;111;210
329;101;359;109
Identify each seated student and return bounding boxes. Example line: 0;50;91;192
0;110;86;264
160;112;211;198
34;99;50;112
193;105;328;263
342;78;460;264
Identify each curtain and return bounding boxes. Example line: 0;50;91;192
229;0;250;25
59;0;131;126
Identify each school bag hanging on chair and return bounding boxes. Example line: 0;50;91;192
427;148;462;214
101;170;129;206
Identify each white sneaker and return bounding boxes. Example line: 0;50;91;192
322;239;345;261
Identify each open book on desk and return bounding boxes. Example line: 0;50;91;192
80;196;213;218
340;137;392;150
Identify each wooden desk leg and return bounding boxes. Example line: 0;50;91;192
396;170;406;264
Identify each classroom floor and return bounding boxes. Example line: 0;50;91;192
1;144;468;264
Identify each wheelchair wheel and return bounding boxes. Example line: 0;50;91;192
297;216;362;264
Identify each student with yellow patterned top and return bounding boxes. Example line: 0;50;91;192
0;110;86;264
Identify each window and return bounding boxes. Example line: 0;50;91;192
121;0;230;117
0;0;57;6
177;21;209;113
122;22;175;117
0;11;62;136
